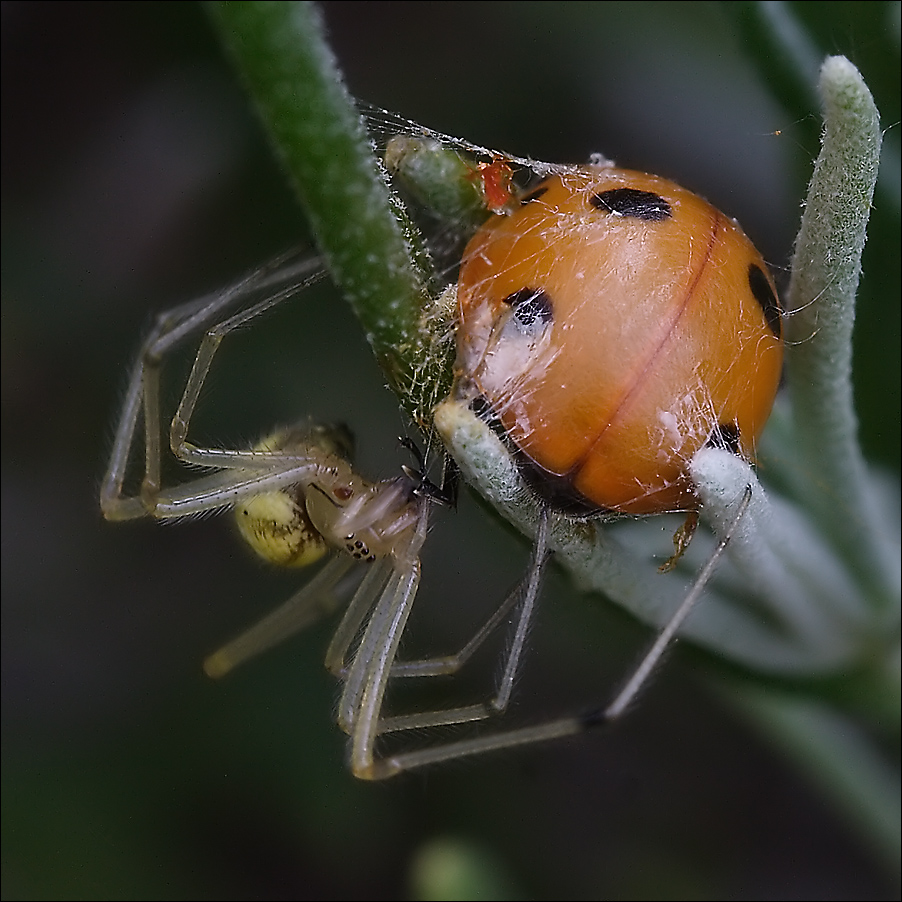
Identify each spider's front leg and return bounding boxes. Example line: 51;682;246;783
99;251;324;522
100;294;214;522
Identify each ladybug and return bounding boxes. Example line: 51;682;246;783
451;164;783;517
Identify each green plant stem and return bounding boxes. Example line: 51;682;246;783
207;1;451;425
785;57;894;609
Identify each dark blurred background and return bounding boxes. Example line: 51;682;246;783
2;2;899;899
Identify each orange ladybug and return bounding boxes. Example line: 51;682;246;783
453;164;783;516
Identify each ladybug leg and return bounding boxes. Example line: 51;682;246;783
658;510;700;572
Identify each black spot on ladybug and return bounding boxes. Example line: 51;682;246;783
515;452;605;516
503;288;553;326
748;263;782;338
520;186;549;205
708;422;742;455
591;188;672;221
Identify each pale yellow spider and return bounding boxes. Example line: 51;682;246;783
99;244;749;781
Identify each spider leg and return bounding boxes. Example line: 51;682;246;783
100;250;324;521
388;572;528;680
335;562;414;740
101;295;213;521
356;508;551;744
146;253;323;499
325;559;397;683
327;509;540;735
335;506;550;779
146;459;326;519
203;555;357;678
354;487;751;778
347;560;423;779
599;486;751;722
325;500;429;779
167;266;326;471
100;352;149;521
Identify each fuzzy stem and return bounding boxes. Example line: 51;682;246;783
785;56;894;610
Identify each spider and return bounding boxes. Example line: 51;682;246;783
100;240;752;780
